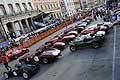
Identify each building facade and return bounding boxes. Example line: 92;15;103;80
33;0;62;18
80;0;104;8
63;0;81;16
0;0;40;40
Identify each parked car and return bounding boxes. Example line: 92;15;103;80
44;41;66;50
3;62;40;79
19;48;61;64
69;33;103;52
5;47;29;60
19;54;37;64
51;35;76;44
81;24;108;35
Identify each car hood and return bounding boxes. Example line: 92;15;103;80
13;50;22;54
22;64;37;71
96;31;106;36
63;35;75;39
54;42;65;46
68;31;78;35
42;49;60;56
21;54;34;59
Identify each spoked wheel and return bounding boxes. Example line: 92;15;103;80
92;42;100;49
42;58;49;64
33;56;39;62
22;71;30;79
70;46;76;52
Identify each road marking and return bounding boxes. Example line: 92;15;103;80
112;25;117;80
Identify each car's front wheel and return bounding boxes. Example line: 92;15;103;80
70;46;76;52
12;70;18;77
22;71;30;79
42;58;49;64
92;42;100;49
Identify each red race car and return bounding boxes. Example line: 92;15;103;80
5;47;29;60
51;34;76;44
81;24;108;35
44;41;66;51
19;48;61;64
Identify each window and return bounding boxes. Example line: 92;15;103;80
45;5;47;10
15;3;21;13
8;4;15;15
54;4;56;8
22;3;28;11
50;4;53;8
48;4;50;9
41;5;43;10
28;2;33;10
0;5;7;16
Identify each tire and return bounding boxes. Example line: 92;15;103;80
70;46;76;52
22;71;30;79
25;49;29;53
42;58;49;64
12;70;18;77
3;72;10;79
92;42;100;49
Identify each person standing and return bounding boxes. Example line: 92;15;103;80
0;53;11;71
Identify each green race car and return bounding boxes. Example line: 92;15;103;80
69;34;102;52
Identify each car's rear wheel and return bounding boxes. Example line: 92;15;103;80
70;46;76;52
3;72;10;79
42;58;49;64
33;56;39;62
25;49;29;53
92;42;100;49
22;71;30;79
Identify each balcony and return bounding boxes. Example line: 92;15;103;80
1;10;41;24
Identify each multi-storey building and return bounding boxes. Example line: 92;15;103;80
32;0;62;18
63;0;81;16
0;0;40;40
80;0;104;8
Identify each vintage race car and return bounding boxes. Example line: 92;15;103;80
3;63;40;79
81;24;108;35
69;34;103;52
51;34;76;44
81;28;97;35
19;48;61;64
5;47;29;60
66;31;78;36
78;22;88;27
44;41;66;50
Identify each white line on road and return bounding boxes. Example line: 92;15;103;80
112;25;117;80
